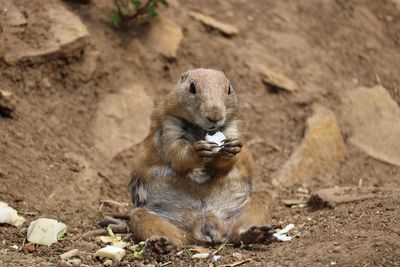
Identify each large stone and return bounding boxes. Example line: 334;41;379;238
342;85;400;167
0;90;16;117
143;16;183;59
0;0;27;33
273;105;346;187
3;2;89;65
308;187;376;210
190;11;239;36
94;84;153;160
254;64;296;92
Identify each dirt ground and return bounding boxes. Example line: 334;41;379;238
1;0;400;266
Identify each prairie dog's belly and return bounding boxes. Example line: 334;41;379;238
141;165;251;230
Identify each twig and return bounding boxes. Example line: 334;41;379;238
60;249;79;261
160;262;172;267
18;238;26;251
212;242;227;255
218;259;253;267
82;229;108;239
19;211;38;216
100;199;129;208
114;0;154;23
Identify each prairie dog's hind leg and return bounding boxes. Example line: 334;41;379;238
230;191;275;245
192;214;228;245
130;208;189;250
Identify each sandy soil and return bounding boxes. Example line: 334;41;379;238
1;0;400;266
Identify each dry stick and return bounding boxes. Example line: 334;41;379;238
19;238;26;251
100;199;129;207
60;249;79;261
19;211;38;216
212;242;227;255
218;259;253;267
160;262;172;267
83;229;108;239
115;0;153;23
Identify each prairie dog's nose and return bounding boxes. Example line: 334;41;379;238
205;105;225;124
207;116;222;123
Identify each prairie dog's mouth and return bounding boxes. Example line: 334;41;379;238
194;114;225;132
206;125;219;131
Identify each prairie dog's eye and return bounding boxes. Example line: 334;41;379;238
228;85;233;95
189;83;196;94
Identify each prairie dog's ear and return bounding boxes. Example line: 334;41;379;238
180;69;192;82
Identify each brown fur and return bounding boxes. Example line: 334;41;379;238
129;68;271;246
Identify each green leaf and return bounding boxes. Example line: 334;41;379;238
146;3;158;19
130;0;143;8
111;10;122;27
159;0;168;6
132;241;146;259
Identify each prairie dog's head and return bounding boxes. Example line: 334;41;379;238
169;68;238;131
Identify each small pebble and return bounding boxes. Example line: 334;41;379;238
103;259;113;266
69;259;81;266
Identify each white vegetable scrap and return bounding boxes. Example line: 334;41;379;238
191;253;210;259
273;223;294;241
212;255;221;262
97;227;129;248
205;131;226;152
27;218;67;246
0;202;26;227
95;245;126;261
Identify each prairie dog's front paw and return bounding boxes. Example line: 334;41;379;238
193;140;219;158
221;139;243;157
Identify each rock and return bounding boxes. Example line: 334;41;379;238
281;199;308;207
0;0;27;34
341;86;400;167
41;78;52;89
308;187;376;210
94;84;153;160
4;3;89;65
255;64;296;92
64;0;91;4
143;17;183;59
273;105;346;187
72;49;100;82
0;90;16;117
189;11;239;36
0;31;4;59
390;0;400;10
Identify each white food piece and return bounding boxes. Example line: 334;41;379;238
0;201;26;227
95;245;126;261
212;255;222;262
273;233;293;241
276;223;294;235
273;223;295;242
27;218;67;246
205;131;226;152
191;252;210;259
98;235;129;248
205;131;225;146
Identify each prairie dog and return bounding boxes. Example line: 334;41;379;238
129;68;273;247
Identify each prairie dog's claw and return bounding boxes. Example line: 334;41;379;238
193;140;219;158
